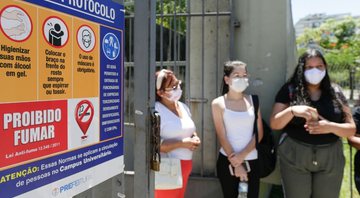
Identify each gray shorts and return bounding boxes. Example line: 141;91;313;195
278;135;345;198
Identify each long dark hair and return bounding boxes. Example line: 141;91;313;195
288;48;345;121
221;61;247;95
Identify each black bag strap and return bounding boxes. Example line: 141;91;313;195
252;95;259;148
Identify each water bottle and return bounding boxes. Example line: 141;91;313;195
237;181;248;198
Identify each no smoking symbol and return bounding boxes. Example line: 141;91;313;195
75;100;94;139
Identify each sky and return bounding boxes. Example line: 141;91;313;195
291;0;360;24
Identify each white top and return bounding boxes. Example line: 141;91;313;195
220;96;258;160
155;101;196;160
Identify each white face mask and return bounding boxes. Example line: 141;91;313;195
304;68;326;85
230;77;249;93
166;88;182;101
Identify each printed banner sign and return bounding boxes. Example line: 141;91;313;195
0;0;124;197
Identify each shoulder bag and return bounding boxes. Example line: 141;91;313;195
252;95;276;178
155;157;183;190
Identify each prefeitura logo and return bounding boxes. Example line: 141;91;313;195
51;175;91;197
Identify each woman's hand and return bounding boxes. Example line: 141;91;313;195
228;153;245;168
234;165;248;181
292;105;319;121
190;134;201;151
182;135;201;151
305;115;332;134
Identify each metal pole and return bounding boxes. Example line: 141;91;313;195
160;0;164;68
134;0;156;197
215;0;220;177
173;0;178;73
200;0;205;177
185;0;191;106
350;145;353;198
229;0;235;60
350;67;354;100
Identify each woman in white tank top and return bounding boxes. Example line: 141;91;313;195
211;61;264;198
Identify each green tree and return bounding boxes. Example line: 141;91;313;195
296;17;360;87
156;0;187;34
125;0;187;33
320;18;357;49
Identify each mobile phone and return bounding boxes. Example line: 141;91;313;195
228;164;234;176
242;161;251;172
228;161;251;175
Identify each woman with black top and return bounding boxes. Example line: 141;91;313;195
270;49;355;198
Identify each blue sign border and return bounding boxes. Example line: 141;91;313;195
24;0;124;30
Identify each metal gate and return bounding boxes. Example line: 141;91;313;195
123;0;234;197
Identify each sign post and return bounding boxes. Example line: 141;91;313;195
0;0;124;197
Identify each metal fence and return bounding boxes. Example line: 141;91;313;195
124;0;233;178
329;67;360;102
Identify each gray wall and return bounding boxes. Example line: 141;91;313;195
232;0;297;186
234;0;296;119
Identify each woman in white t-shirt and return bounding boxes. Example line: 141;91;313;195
155;69;201;198
211;61;263;198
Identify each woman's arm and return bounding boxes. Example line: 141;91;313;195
270;103;294;130
160;138;197;153
270;102;319;130
348;135;360;149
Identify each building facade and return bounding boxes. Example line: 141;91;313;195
294;13;351;37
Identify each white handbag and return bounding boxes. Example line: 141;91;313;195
155;158;183;190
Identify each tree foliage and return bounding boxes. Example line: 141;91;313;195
125;0;187;33
296;17;360;70
156;0;187;34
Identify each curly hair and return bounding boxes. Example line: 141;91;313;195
288;48;346;121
